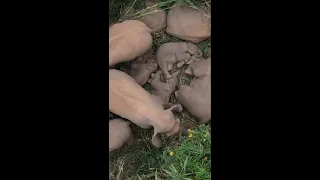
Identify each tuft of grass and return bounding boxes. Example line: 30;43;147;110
197;38;211;58
183;0;211;19
109;0;132;25
158;125;211;180
152;31;181;48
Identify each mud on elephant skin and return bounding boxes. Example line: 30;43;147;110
127;49;158;86
109;118;134;153
109;69;186;147
156;42;203;80
175;58;211;124
109;20;153;67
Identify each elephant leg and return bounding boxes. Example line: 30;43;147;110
177;61;186;68
158;59;172;80
163;67;172;80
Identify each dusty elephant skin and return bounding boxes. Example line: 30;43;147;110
176;58;211;124
139;0;167;33
166;3;211;43
109;20;153;67
109;118;134;153
156;42;203;79
109;69;185;147
148;70;180;108
128;49;158;86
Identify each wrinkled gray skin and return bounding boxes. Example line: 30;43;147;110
109;69;186;147
148;70;180;108
109;118;134;153
156;42;203;80
175;58;211;124
128;50;158;86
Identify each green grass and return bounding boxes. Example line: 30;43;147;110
109;0;211;179
157;125;211;180
109;125;211;180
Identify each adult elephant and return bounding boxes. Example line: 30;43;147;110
109;20;153;67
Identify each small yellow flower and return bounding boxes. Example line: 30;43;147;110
188;133;193;138
204;157;208;161
170;152;174;156
187;129;192;132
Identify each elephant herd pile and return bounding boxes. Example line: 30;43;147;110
109;1;211;153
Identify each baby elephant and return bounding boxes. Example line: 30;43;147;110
128;51;158;86
176;58;211;124
109;118;134;153
156;42;203;80
148;70;180;108
109;69;185;147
